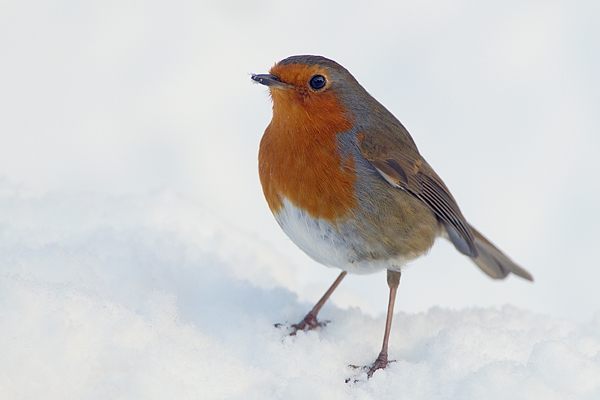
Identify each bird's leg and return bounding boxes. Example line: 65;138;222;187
367;270;401;378
289;271;347;335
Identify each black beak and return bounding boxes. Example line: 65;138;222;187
251;73;290;89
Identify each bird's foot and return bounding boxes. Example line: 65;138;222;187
289;312;329;335
365;352;395;379
347;352;396;382
274;312;329;335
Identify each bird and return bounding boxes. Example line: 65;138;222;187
251;55;533;379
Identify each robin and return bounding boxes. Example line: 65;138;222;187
251;55;533;378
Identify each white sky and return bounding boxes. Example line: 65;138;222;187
1;1;599;322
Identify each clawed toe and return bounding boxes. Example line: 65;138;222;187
346;353;396;382
290;313;329;335
366;357;395;379
274;313;330;336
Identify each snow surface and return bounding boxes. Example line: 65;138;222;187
1;187;599;399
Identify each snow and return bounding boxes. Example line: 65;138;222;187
2;1;600;398
1;188;599;399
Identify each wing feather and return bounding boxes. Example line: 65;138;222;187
359;132;477;257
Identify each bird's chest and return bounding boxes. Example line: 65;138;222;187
258;125;358;222
258;126;369;270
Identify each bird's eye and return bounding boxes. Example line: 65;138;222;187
309;74;327;90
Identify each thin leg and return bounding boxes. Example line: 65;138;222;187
290;271;347;335
367;269;401;378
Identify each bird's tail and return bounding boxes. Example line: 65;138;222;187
467;224;533;281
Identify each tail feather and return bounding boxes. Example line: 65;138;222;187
467;224;533;281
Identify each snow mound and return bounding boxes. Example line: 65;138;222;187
1;187;598;399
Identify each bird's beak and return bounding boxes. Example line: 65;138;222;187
251;74;290;89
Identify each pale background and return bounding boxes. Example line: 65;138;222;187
2;2;600;397
2;1;599;323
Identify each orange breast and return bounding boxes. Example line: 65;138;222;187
258;87;357;222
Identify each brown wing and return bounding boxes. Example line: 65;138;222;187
359;127;477;258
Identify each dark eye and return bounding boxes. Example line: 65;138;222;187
309;74;327;90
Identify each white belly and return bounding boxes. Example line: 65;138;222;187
274;198;410;274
